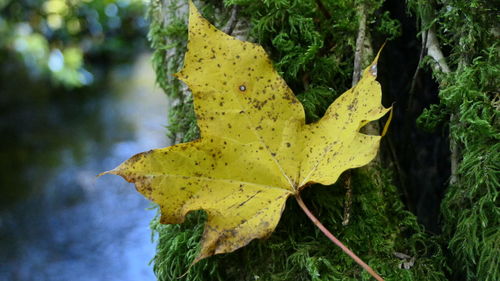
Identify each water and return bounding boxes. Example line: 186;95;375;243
0;54;168;281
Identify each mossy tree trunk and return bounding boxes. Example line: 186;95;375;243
147;0;497;280
408;1;499;280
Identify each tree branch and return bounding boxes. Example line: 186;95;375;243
352;4;367;86
423;23;458;186
425;27;450;73
407;30;429;110
342;173;353;226
315;0;332;20
223;5;240;35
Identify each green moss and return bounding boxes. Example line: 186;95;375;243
148;0;187;98
410;1;499;280
151;168;447;280
376;11;401;40
424;50;499;281
147;0;195;143
147;0;447;280
151;211;224;281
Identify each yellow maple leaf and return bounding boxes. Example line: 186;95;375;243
104;0;390;268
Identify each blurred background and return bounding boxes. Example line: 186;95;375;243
0;0;167;280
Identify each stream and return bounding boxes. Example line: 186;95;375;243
0;53;168;281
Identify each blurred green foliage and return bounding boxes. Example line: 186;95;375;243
0;0;148;87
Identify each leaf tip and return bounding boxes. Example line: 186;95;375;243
96;167;119;178
381;105;394;137
364;43;386;78
188;0;202;22
172;70;188;82
373;42;386;63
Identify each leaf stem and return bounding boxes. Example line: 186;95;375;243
295;193;384;281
